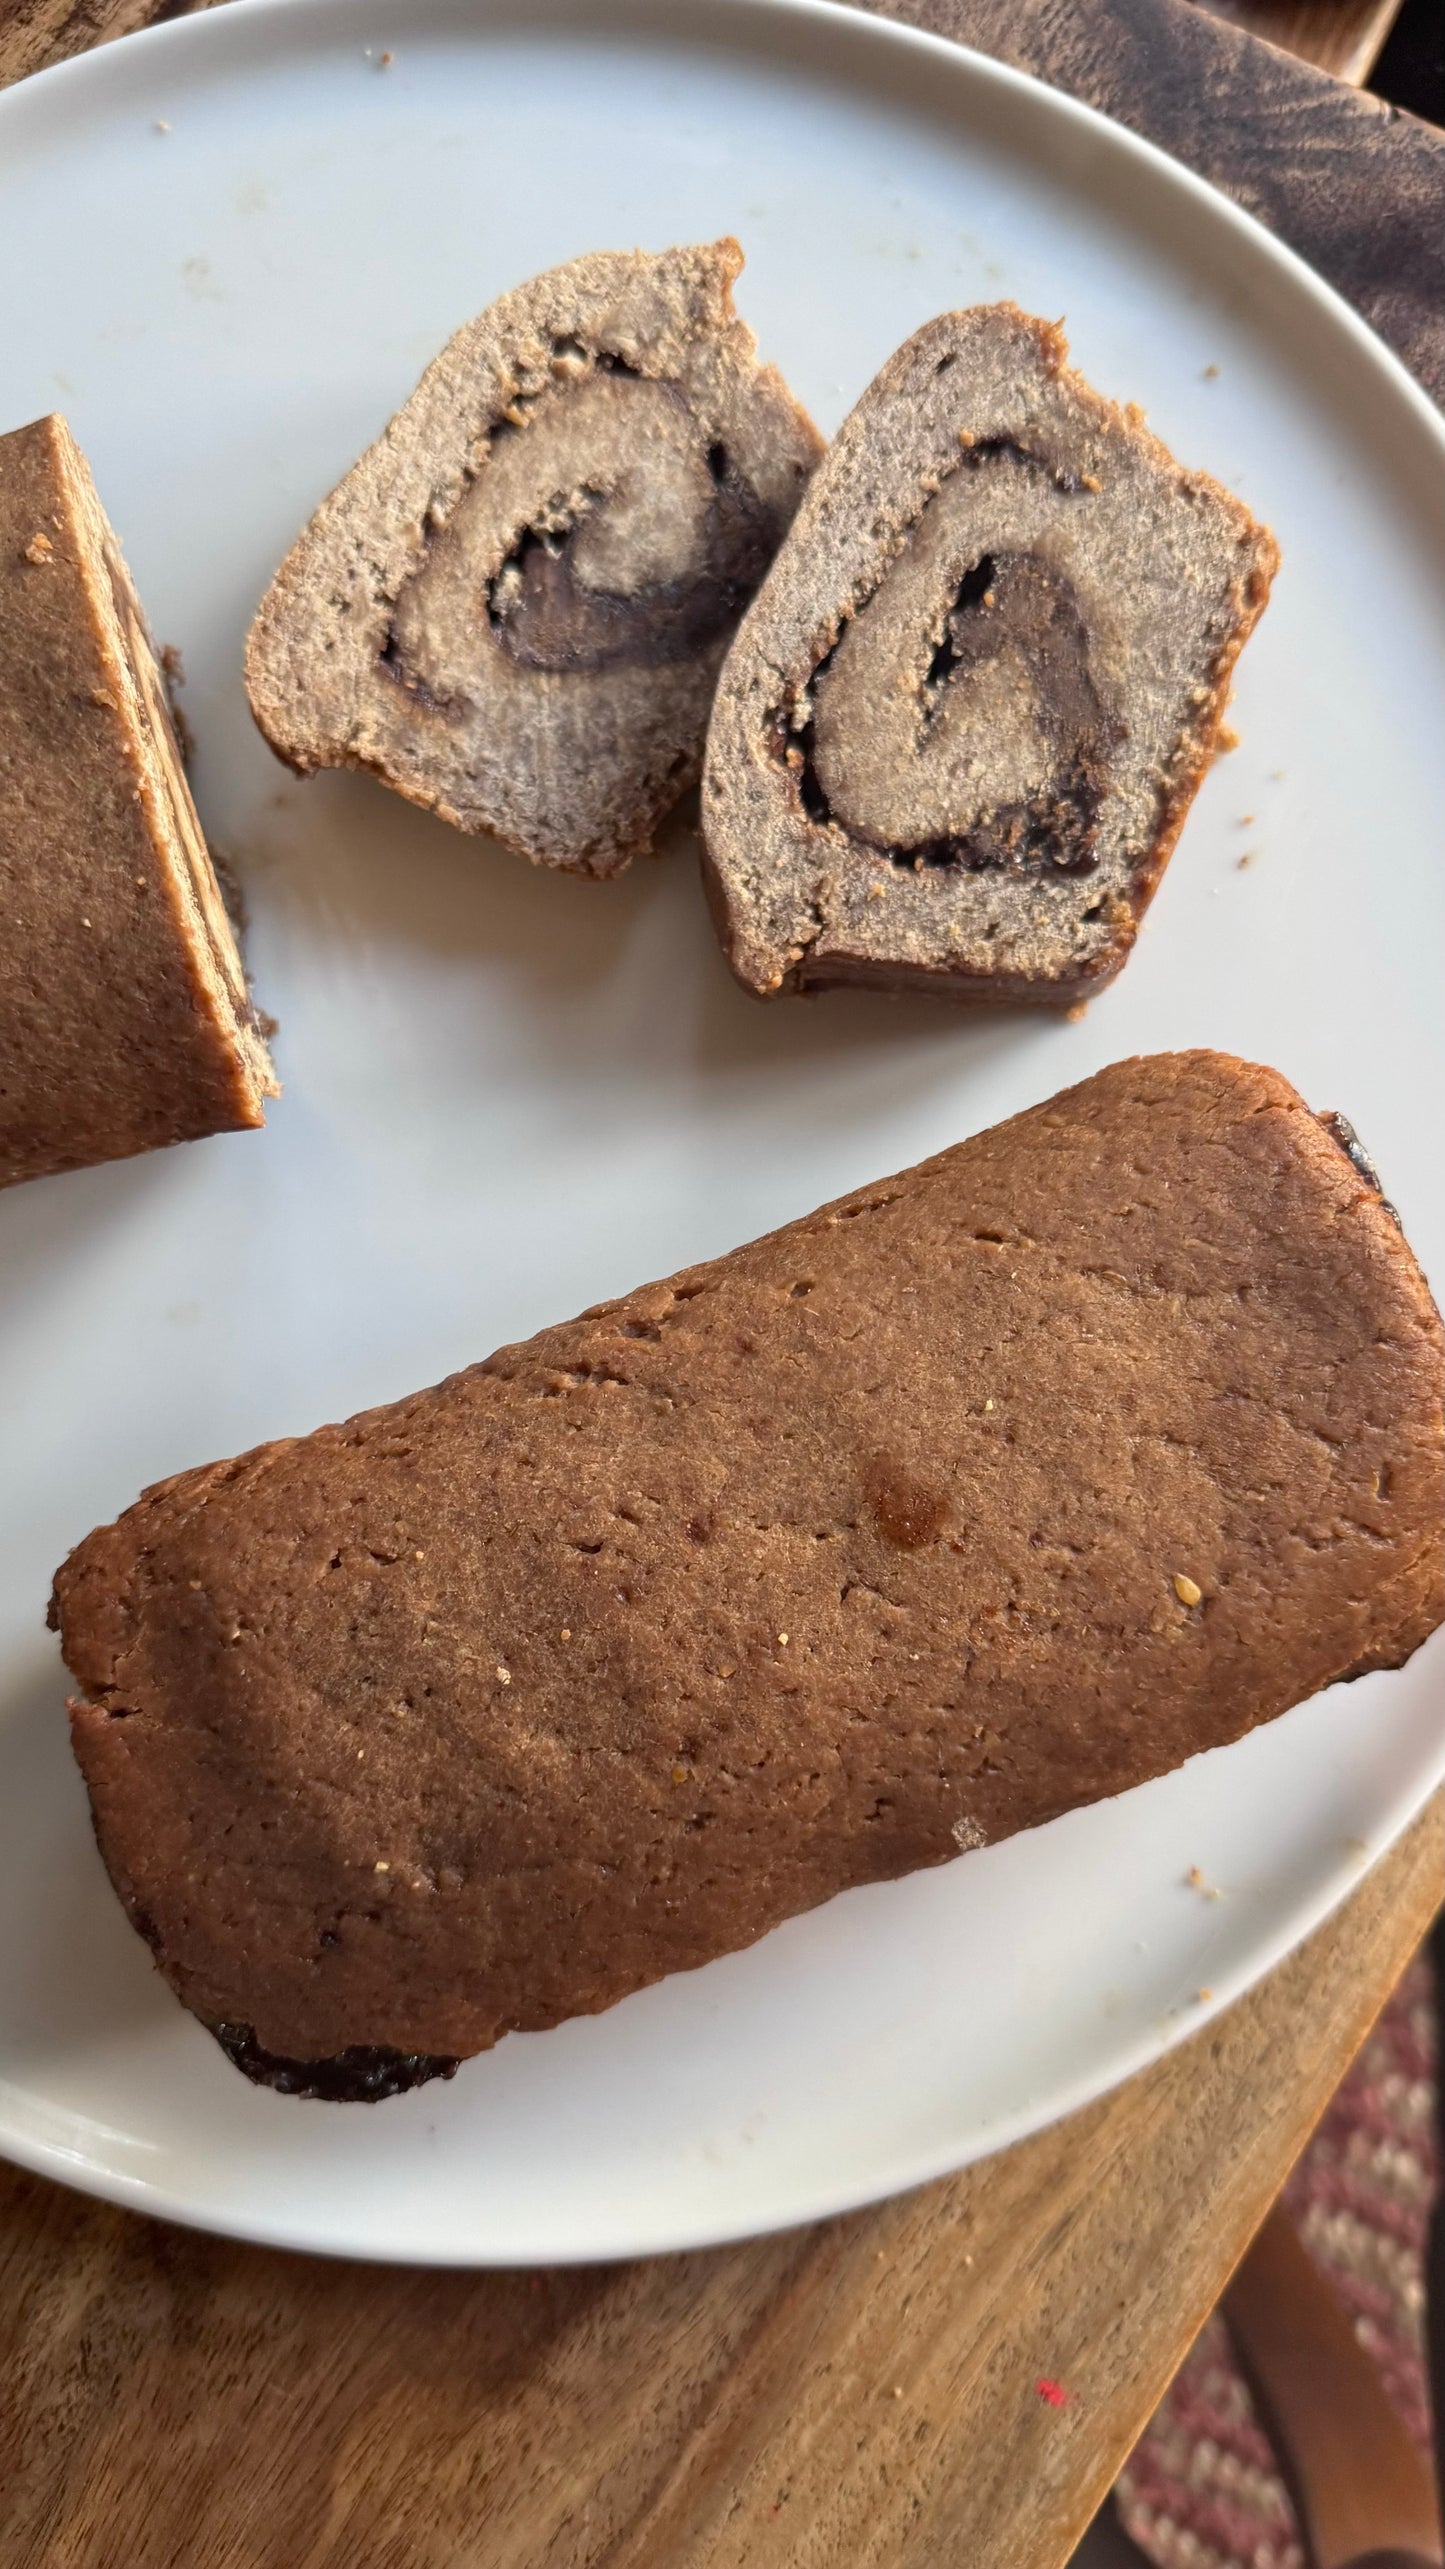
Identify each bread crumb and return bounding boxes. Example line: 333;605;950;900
776;1632;789;1647
413;1549;424;1561
496;1664;511;1685
377;48;394;67
24;532;53;564
560;1626;572;1641
89;686;116;710
1236;850;1258;870
891;2386;903;2400
1202;363;1220;380
153;119;171;135
671;1763;689;1784
1064;1002;1087;1023
866;882;885;902
983;1398;994;1412
1186;1865;1223;1900
374;1859;390;1873
1213;724;1240;756
1238;814;1255;826
1196;1986;1213;2002
1080;472;1101;493
1172;1572;1203;1607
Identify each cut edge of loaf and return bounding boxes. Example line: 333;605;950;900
701;305;1279;1004
54;420;279;1127
244;241;823;881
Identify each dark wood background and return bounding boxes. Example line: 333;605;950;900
872;0;1445;398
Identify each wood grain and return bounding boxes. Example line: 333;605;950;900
0;0;211;86
867;0;1445;403
1;1798;1438;2569
1193;0;1401;86
1223;2201;1444;2566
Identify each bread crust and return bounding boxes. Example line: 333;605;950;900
0;416;277;1187
53;1053;1442;2085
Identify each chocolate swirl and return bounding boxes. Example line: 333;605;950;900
384;367;783;701
791;443;1117;876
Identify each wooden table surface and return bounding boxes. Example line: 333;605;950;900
1;5;1442;2565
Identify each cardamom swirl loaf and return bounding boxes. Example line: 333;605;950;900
51;1055;1441;2097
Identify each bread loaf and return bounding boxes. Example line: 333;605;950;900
51;1055;1442;2096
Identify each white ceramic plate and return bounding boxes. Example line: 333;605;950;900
0;0;1440;2266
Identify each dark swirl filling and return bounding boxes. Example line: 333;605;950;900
378;353;782;701
779;442;1119;879
212;2020;459;2103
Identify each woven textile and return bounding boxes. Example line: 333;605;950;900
1115;1952;1439;2569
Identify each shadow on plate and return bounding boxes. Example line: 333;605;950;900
241;760;1064;1110
0;1128;217;1324
0;1650;167;2066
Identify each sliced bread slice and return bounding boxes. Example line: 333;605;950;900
702;304;1277;1000
245;241;822;879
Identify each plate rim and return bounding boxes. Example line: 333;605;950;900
0;0;1441;2264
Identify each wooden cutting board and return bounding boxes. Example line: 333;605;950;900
1;1806;1436;2568
0;6;1441;2565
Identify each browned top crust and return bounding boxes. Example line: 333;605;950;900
53;1054;1442;2073
702;305;1278;1002
0;415;277;1189
244;242;822;879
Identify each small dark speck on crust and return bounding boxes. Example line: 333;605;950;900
212;2021;459;2101
863;1454;950;1548
1317;1111;1401;1229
